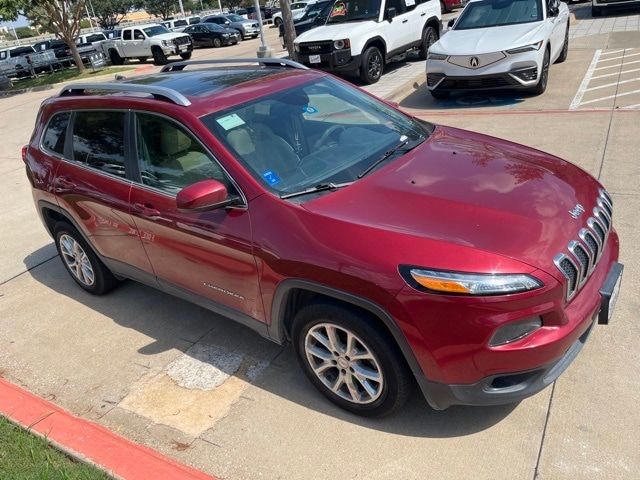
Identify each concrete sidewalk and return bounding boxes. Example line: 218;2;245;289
1;32;639;480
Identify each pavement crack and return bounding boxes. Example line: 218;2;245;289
0;254;58;287
533;382;556;479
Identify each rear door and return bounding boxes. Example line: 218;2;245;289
128;111;264;321
54;110;153;276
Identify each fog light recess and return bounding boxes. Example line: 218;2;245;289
489;317;542;347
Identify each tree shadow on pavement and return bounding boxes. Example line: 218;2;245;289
26;245;517;438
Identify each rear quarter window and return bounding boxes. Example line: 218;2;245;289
42;112;71;156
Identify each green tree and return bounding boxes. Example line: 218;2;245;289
92;0;133;29
0;0;88;72
141;0;177;20
14;25;35;38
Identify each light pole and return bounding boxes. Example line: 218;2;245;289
253;0;273;58
85;3;95;31
178;0;185;16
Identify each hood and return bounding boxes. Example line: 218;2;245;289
303;126;603;280
295;20;376;43
154;32;189;41
434;22;546;55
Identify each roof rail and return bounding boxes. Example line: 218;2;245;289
58;82;191;107
160;58;309;73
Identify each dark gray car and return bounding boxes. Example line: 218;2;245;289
202;14;259;40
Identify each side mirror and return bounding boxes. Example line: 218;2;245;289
447;19;455;29
386;7;396;21
225;20;231;25
548;4;559;16
177;179;232;211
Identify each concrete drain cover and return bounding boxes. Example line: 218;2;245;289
166;343;244;391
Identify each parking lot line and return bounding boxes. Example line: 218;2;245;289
585;77;640;92
599;49;626;56
570;49;602;110
597;51;640;63
623;103;640;109
580;88;640;106
595;59;640;70
592;67;640;80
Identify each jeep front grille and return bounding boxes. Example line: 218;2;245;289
554;189;613;302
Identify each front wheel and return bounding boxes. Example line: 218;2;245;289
556;23;569;63
419;26;439;61
360;46;384;84
274;17;282;27
54;222;119;295
180;51;192;60
213;37;222;48
292;303;413;417
152;47;168;65
530;48;550;95
109;49;124;65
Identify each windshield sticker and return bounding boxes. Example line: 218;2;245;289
331;2;346;17
405;0;415;6
303;105;318;114
262;170;281;186
216;113;245;131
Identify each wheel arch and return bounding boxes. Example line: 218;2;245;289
269;278;442;408
362;36;387;61
423;15;442;38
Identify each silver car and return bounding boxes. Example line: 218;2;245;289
202;14;259;40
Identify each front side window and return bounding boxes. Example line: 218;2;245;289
227;14;245;21
135;113;235;195
42;112;71;156
327;0;381;23
143;25;171;37
202;77;428;197
72;111;126;178
454;0;543;30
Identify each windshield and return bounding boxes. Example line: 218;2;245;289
227;14;245;22
302;1;332;19
143;25;171;37
202;77;428;197
455;0;543;29
327;0;380;23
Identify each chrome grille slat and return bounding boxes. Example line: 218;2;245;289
555;189;613;301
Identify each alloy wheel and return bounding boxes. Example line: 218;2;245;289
368;52;382;80
304;323;384;404
59;234;95;287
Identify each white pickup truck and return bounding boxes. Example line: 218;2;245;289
293;0;442;84
101;24;193;66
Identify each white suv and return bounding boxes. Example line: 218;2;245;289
293;0;442;84
273;1;316;26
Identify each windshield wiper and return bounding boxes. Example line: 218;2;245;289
280;182;353;199
357;138;413;179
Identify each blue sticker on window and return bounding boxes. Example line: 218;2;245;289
262;170;281;186
303;105;318;114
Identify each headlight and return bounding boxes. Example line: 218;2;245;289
401;267;543;295
427;51;448;60
333;39;350;50
222;33;229;37
506;41;543;54
161;40;172;47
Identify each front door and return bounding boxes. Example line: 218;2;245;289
54;110;153;274
128;112;264;321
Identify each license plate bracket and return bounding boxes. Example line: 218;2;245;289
598;262;623;325
309;54;321;64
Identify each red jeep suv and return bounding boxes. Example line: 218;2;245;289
23;59;622;417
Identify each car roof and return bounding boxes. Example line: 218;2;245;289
54;64;325;117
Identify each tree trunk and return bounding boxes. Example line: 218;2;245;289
280;0;296;58
66;40;86;73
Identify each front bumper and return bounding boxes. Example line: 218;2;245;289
294;50;361;73
164;43;193;55
426;48;543;92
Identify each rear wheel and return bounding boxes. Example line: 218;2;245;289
419;25;439;61
54;222;119;295
235;29;245;40
213;37;222;48
152;47;168;65
360;46;384;84
292;302;413;417
530;47;550;95
109;49;124;65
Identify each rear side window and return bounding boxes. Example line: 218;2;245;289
72;111;126;178
42;112;71;156
123;29;132;40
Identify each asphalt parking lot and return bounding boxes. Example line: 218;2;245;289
1;12;639;480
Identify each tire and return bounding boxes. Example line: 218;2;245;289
359;46;384;84
530;47;550;95
292;302;413;417
235;29;245;40
180;51;192;60
419;25;439;61
137;57;148;63
109;49;124;66
274;17;282;27
430;89;450;99
556;23;569;64
152;47;168;65
592;5;602;16
54;222;119;295
213;37;222;48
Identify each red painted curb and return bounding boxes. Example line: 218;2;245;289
0;378;216;480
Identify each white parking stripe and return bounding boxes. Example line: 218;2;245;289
595;59;640;71
597;52;640;63
622;103;640;109
599;49;626;56
580;88;640;106
585;77;640;92
570;50;602;110
591;67;640;80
